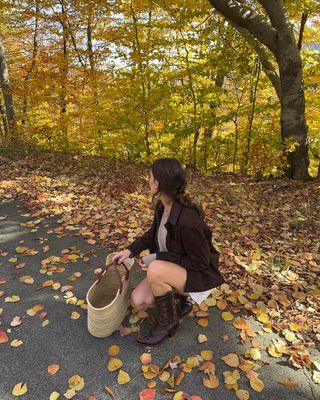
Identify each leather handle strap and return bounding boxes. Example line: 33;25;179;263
96;259;131;294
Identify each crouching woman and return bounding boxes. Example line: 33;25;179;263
113;158;224;346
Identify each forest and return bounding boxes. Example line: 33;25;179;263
0;0;319;179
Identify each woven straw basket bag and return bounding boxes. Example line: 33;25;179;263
86;253;134;338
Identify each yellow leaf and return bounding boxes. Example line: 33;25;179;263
108;357;123;372
201;350;213;361
250;377;265;392
117;369;131;384
63;389;76;399
173;392;184;400
313;371;320;384
49;392;60;400
71;311;80;320
159;371;170;382
186;356;199;369
68;375;84;391
5;295;20;303
19;276;34;284
108;345;120;357
11;339;23;347
16;246;28;254
222;311;234;321
12;382;28;397
236;389;250;400
42;320;49;328
267;344;282;358
247;348;261;360
147;380;157;388
42;280;54;288
221;353;240;368
9;257;17;263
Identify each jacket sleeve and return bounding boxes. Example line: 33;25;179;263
126;213;157;257
156;221;210;271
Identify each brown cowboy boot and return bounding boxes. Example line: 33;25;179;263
137;290;179;346
175;293;193;316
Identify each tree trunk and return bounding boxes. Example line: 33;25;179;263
22;0;40;126
207;0;311;180
0;36;16;137
276;37;310;179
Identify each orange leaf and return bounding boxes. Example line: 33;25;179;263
278;380;299;388
48;364;60;375
108;345;120;356
198;318;208;327
139;388;156;400
0;330;9;344
104;385;115;398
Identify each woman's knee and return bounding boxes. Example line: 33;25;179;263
147;260;163;282
130;289;153;310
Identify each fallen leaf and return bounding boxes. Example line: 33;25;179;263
68;374;84;391
108;358;123;372
249;377;265;392
197;318;208;327
139;388;156;400
201;350;213;361
313;371;320;384
11;339;23;347
0;330;9;344
236;389;250;400
19;275;34;284
117;369;131;384
12;382;28;397
278;380;299;388
186;357;199;369
140;353;152;365
11;316;22;327
48;365;60;375
104;384;115;398
5;295;20;303
197;334;207;343
63;389;76;399
203;373;219;389
222;311;234;321
49;391;60;400
221;353;240;368
71;311;80;320
108;345;120;356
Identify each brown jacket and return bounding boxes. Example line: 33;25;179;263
127;200;225;292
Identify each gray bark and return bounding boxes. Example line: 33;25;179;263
0;36;16;136
208;0;311;180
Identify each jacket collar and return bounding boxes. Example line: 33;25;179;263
156;199;183;226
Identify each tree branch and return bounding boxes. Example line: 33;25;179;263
208;0;278;53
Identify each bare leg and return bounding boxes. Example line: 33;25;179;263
131;277;155;310
147;260;187;296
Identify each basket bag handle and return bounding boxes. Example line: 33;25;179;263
95;259;130;294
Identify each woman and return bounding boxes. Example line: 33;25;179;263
113;158;224;346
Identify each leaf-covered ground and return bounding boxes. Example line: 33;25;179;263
0;152;319;399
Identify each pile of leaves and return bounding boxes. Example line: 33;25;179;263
1;152;320;396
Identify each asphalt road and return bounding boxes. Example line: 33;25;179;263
0;200;319;400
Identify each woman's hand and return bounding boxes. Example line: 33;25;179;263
138;257;148;271
113;249;132;264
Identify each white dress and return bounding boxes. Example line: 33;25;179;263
142;210;213;305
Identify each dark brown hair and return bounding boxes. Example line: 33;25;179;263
151;158;204;218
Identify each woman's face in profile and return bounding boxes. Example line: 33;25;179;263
149;170;159;195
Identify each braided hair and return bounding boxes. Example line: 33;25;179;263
151;158;204;219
